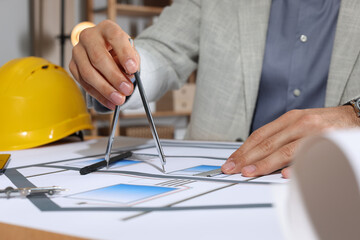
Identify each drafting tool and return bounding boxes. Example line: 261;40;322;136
80;151;132;175
70;23;118;169
0;186;66;199
134;71;167;173
104;38;135;169
194;168;223;177
0;154;11;174
104;105;121;168
104;38;166;172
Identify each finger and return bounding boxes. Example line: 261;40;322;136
226;119;313;174
69;58;80;82
70;60;116;110
110;47;141;80
79;23;134;97
239;110;333;170
281;167;291;179
223;110;305;174
230;110;304;159
72;43;126;106
98;20;139;74
240;141;298;177
110;50;135;79
78;75;116;111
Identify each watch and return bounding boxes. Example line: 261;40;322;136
346;97;360;118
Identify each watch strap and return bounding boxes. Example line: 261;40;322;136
345;97;360;118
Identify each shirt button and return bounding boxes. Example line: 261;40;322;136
293;89;301;97
300;34;308;43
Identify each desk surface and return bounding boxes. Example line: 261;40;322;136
0;222;84;240
0;137;286;239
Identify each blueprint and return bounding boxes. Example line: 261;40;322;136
0;137;287;239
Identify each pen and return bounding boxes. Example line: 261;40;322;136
80;151;132;175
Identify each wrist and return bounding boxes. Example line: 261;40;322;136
344;97;360;118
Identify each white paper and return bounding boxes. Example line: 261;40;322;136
275;129;360;240
0;137;286;239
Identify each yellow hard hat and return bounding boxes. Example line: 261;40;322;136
0;57;93;151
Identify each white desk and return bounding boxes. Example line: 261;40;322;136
0;137;286;239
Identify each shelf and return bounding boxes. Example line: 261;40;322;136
93;4;163;18
92;111;191;121
121;111;191;119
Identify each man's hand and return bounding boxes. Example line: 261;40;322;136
221;105;360;178
69;20;140;110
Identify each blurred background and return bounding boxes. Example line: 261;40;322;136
0;0;195;141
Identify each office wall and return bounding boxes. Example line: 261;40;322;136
0;1;84;70
0;0;149;68
31;0;76;71
0;0;31;67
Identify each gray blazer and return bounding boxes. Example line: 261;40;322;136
132;0;360;141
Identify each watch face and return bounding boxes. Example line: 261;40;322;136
356;98;360;109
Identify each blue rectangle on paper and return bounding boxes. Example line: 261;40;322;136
69;184;176;204
181;165;220;173
171;165;221;176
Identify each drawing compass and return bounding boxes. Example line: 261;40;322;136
104;71;167;173
0;186;67;198
104;105;121;169
104;39;166;172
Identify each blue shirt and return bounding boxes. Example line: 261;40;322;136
250;0;341;132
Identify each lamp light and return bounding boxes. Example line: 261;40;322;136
71;21;96;46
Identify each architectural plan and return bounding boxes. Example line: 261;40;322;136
0;137;287;239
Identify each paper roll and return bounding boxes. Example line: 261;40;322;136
283;129;360;240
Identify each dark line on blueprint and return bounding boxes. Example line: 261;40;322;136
123;183;238;221
42;204;273;212
5;169;62;211
10;142;239;170
4;169;272;213
27;169;69;178
39;165;272;185
134;154;228;161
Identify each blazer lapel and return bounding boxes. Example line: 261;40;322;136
237;0;272;130
326;0;360;106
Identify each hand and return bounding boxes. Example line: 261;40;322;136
69;20;140;110
221;106;360;178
